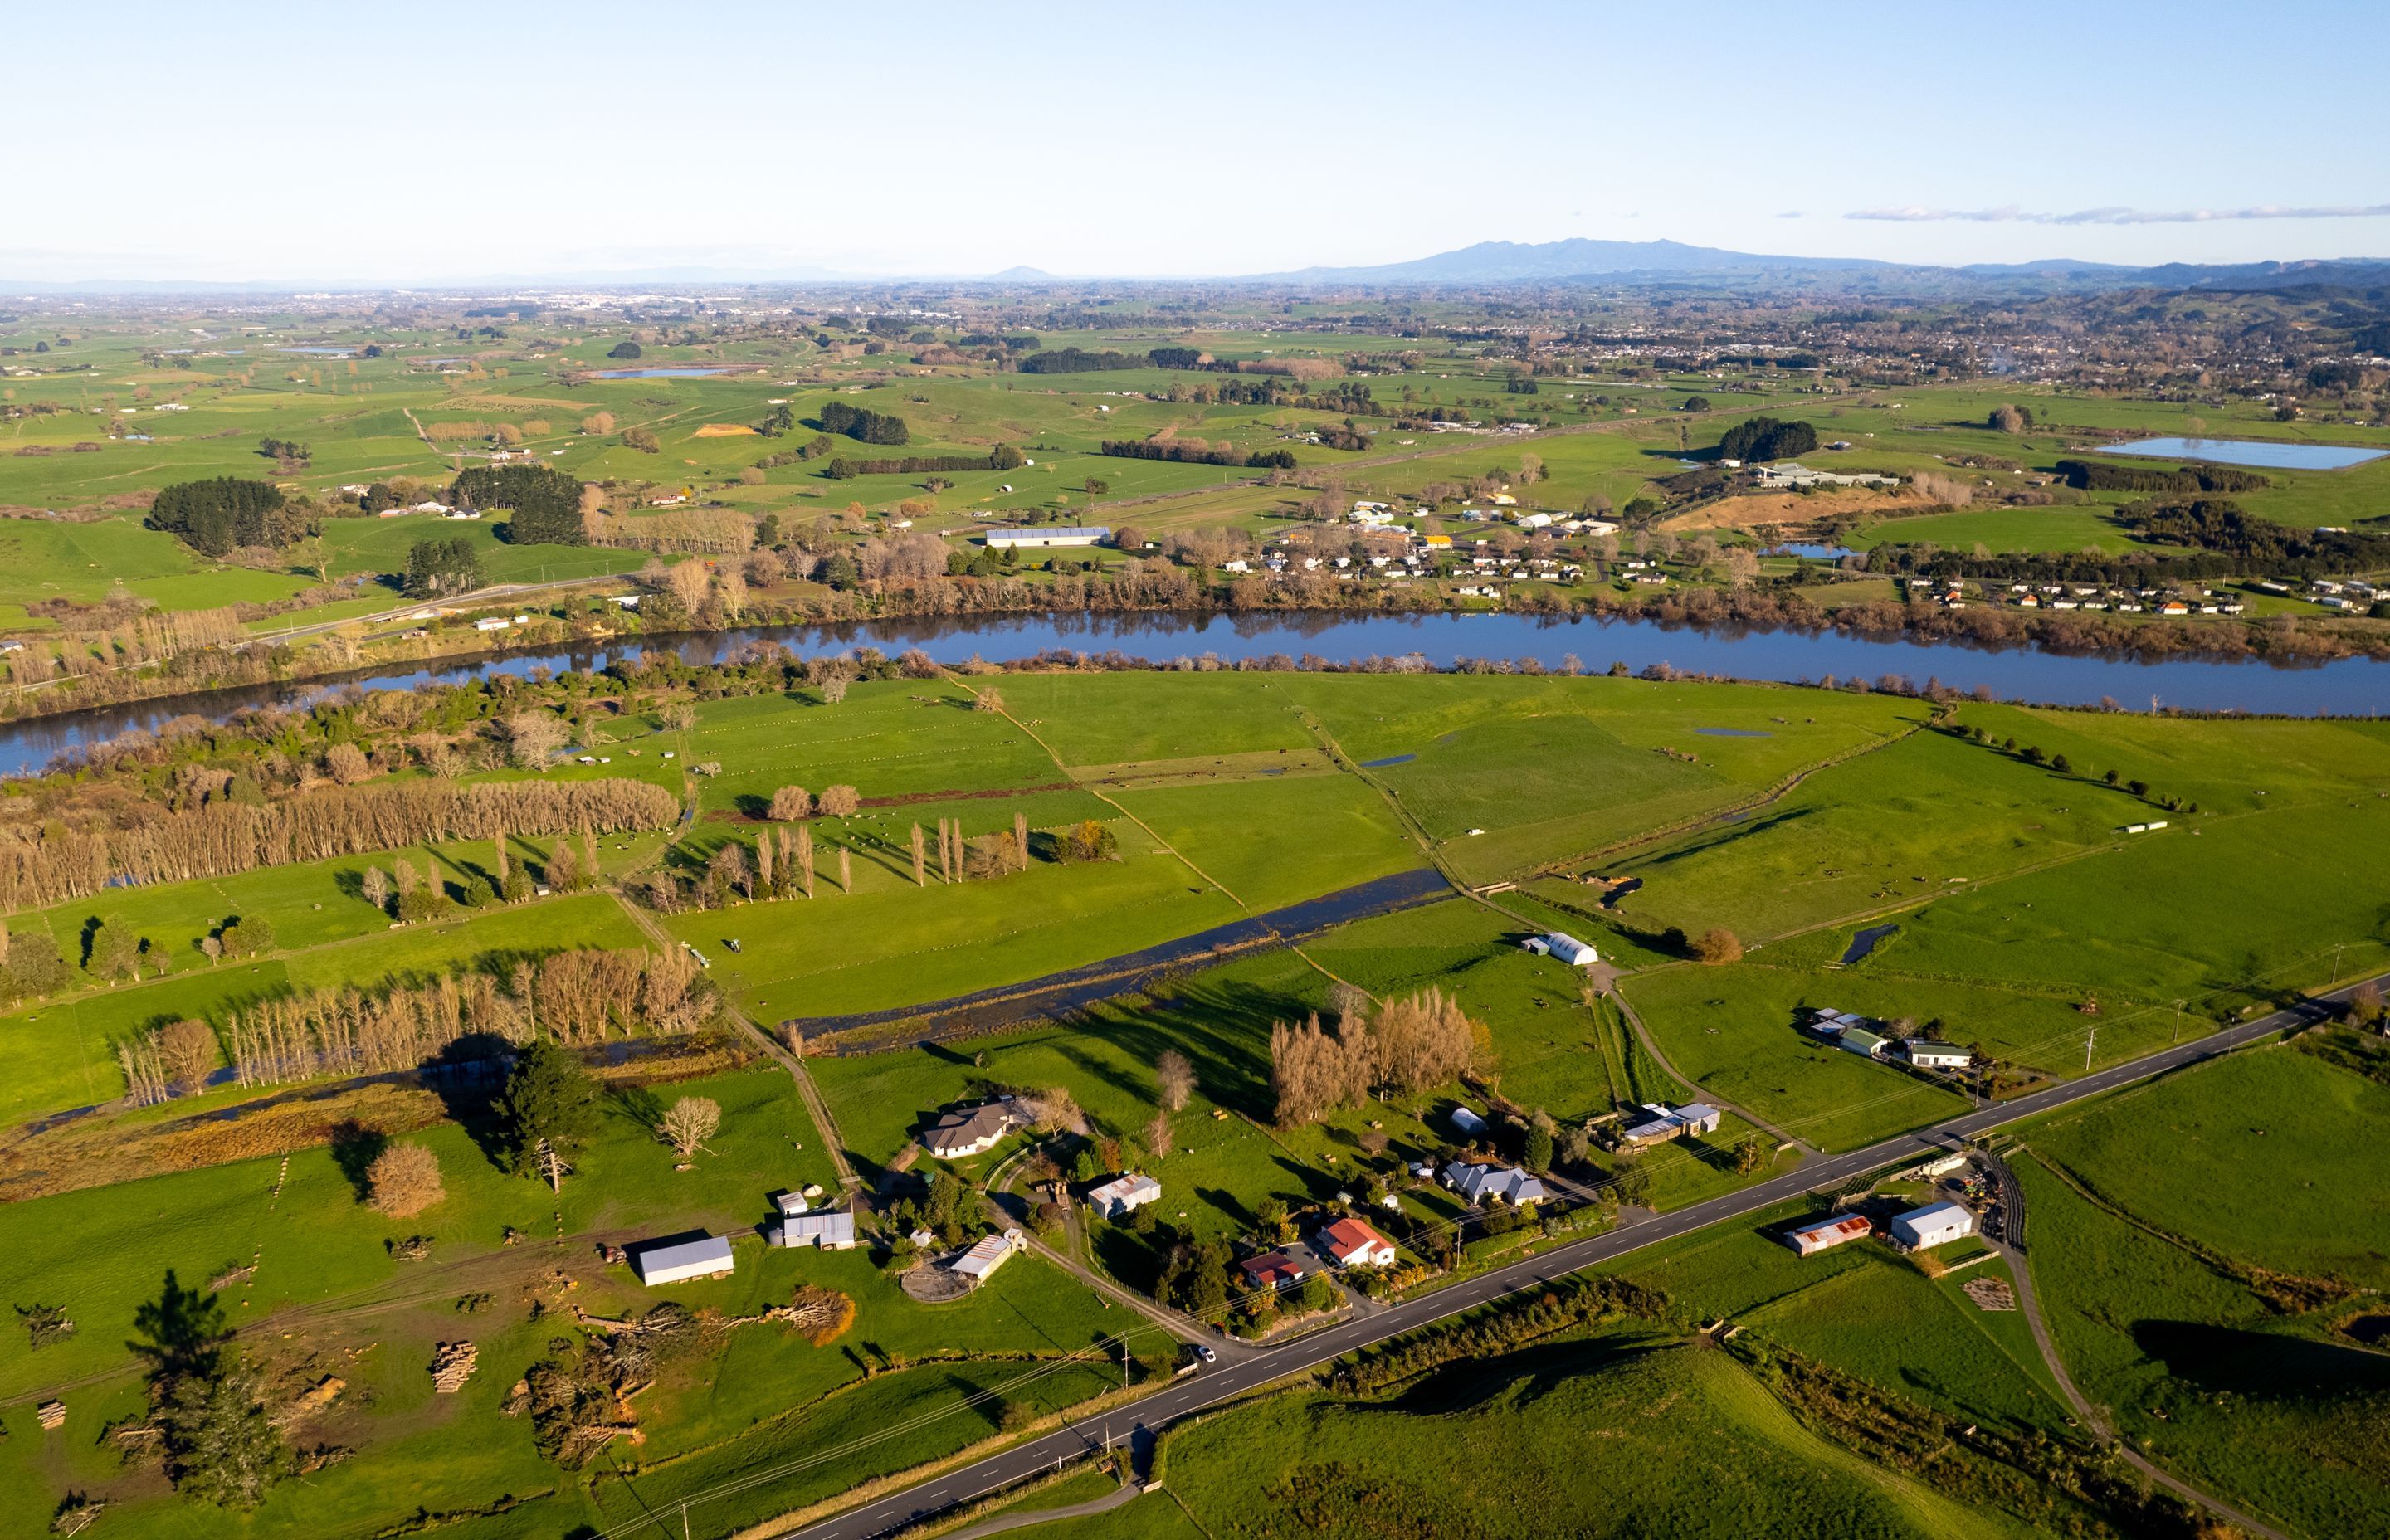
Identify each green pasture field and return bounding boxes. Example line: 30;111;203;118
670;680;1065;811
2022;1042;2390;1290
1104;772;1424;911
1841;506;2148;553
1136;1328;2029;1540
1273;672;1919;883
669;817;1244;1023
1616;962;1973;1150
2015;1125;2390;1538
1587;725;2153;944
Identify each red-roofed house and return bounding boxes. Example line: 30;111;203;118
1239;1250;1309;1290
1315;1217;1396;1270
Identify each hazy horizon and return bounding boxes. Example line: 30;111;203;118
10;0;2388;285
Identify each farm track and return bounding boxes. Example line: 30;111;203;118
607;887;861;1196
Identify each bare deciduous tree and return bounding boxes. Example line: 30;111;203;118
502;712;568;772
1156;1049;1195;1112
657;1096;722;1159
818;784;859;816
368;1143;446;1217
769;785;813;821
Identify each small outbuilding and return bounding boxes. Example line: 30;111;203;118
1890;1201;1975;1250
629;1232;735;1287
1782;1214;1873;1257
986;526;1110;549
949;1229;1025;1282
1449;1105;1487;1137
1086;1173;1163;1221
1837;1027;1890;1060
771;1211;858;1250
1521;932;1600;967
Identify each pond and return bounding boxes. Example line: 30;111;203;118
592;367;735;379
276;346;355;356
1764;543;1860;561
2095;436;2388;471
2;609;2383;778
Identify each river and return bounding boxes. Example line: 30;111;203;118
3;610;2381;777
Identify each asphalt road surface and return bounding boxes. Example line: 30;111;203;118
765;979;2375;1540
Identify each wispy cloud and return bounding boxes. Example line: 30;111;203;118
1775;211;1805;219
1848;203;2390;226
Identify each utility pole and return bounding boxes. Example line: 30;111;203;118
2084;1025;2096;1074
2172;999;2186;1045
2333;943;2346;986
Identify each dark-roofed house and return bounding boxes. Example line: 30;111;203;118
1441;1161;1549;1207
923;1100;1021;1159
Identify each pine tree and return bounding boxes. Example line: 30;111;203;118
498;1039;598;1175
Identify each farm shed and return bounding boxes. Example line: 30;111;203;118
1890;1201;1975;1250
949;1229;1025;1282
1086;1173;1163;1221
1522;932;1600;967
630;1232;735;1287
986;526;1110;548
1837;1027;1890;1059
771;1211;857;1250
1782;1214;1873;1257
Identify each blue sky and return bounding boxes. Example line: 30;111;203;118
9;0;2388;283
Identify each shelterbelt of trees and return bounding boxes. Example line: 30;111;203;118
0;777;676;913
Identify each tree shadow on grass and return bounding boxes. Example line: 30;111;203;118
2132;1319;2390;1402
328;1120;388;1201
1380;1331;1673;1417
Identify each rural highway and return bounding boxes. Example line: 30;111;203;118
764;977;2379;1540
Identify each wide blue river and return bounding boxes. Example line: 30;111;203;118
2;609;2380;776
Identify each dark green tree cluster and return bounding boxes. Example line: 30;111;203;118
132;1271;292;1508
607;340;642;359
2056;459;2269;494
1714;417;1818;464
256;436;310;461
452;464;585;544
497;1039;598;1174
148;479;316;557
1100;439;1296;469
817;400;910;445
1017;347;1144;373
822;447;1023;479
405;536;485;597
359;481;402;514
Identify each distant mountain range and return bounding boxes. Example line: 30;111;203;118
8;241;2390;295
1251;238;2390;292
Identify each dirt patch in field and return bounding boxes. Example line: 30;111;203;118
1661;486;1938;532
695;423;758;438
